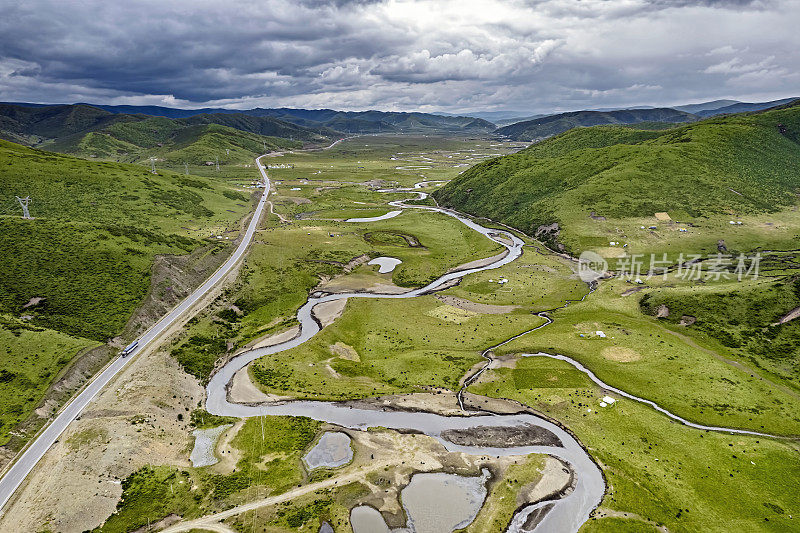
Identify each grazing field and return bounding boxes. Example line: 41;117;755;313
469;356;800;533
168;138;522;383
262;135;527;188
10;129;798;533
441;246;588;310
639;276;800;388
251;295;546;399
498;278;800;435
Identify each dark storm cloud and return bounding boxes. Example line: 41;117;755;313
0;0;797;114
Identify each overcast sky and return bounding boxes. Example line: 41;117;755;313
1;0;798;114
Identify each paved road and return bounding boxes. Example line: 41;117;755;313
0;154;273;513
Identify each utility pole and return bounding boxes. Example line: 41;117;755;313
150;157;157;174
15;196;32;219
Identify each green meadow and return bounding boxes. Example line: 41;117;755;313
498;278;800;435
251;294;546;399
0;316;97;445
469;356;800;532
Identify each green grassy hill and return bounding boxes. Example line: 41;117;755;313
435;102;800;256
55;121;301;164
641;276;800;387
0;103;332;163
495;107;698;141
0;139;253;445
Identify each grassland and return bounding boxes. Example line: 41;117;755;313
496;277;800;435
262;135;527;188
93;466;201;533
108;123;300;165
435;103;800;264
458;456;546;533
251;295;546;399
469;356;800;532
42;131;800;532
0;139;252;447
0;316;97;444
168;138;523;383
640;275;800;388
225;485;367;533
441;246;588;309
0;141;250;339
0;103;329;165
172;206;506;383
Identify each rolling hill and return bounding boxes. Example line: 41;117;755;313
673;99;740;114
494;108;698;141
213;107;496;133
0;139;255;447
434;101;800;255
0;103;333;162
694;97;799;117
2;102;497;134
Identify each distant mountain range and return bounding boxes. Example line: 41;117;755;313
2;96;797;156
691;97;799;117
672;99;740;114
2;102;496;135
491;98;799;140
493;108;697;141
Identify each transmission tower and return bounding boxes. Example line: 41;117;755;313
184;162;189;175
150;157;157;174
15;196;32;219
215;156;220;172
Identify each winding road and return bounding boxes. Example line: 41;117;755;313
0;153;275;514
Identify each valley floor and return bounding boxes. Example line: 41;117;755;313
1;136;798;533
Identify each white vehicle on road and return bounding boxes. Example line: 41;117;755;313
119;341;139;357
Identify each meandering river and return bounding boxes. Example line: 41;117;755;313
204;177;781;531
204;190;609;532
